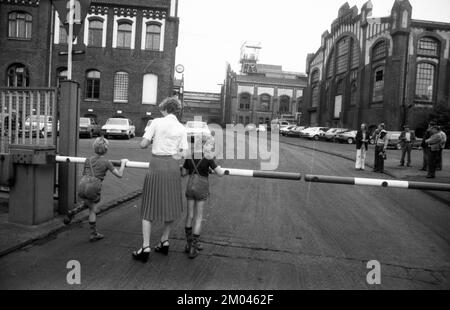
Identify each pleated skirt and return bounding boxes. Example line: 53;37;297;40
141;155;183;222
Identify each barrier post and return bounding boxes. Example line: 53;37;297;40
9;145;56;225
58;80;80;215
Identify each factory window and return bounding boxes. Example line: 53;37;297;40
372;66;385;103
371;40;387;62
145;23;161;51
85;70;101;100
113;71;129;103
7;63;30;87
311;86;319;108
415;63;435;102
336;37;350;74
117;21;132;48
417;37;439;57
350;80;358;106
88;19;103;47
8;11;32;39
59;23;67;44
239;93;251;110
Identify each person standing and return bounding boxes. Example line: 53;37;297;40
437;127;447;171
420;121;435;171
425;126;443;179
355;123;369;170
399;125;416;167
372;123;388;173
132;97;188;263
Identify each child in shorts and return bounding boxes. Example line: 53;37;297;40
181;135;224;258
79;137;128;242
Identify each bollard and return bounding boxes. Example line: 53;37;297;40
9;145;56;225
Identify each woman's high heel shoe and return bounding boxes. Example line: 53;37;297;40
132;246;151;263
155;240;170;255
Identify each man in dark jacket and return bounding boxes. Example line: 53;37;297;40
399;125;416;167
420;121;436;171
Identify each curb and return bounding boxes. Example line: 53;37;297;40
0;190;142;258
281;139;450;205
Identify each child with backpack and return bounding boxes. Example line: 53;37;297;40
78;137;128;242
181;135;224;258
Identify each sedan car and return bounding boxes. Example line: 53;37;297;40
335;130;358;144
386;131;423;150
323;128;349;141
280;125;296;136
102;118;136;139
301;127;330;140
79;117;101;138
285;126;306;138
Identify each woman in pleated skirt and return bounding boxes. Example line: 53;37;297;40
132;97;188;263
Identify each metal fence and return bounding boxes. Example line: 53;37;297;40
0;88;57;153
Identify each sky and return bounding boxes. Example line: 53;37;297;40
174;0;450;93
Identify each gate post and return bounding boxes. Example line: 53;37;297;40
58;80;80;215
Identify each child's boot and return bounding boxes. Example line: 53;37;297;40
189;234;200;259
89;222;104;242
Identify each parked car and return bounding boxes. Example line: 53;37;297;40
102;118;136;139
24;115;55;137
335;130;358;144
386;131;422;150
186;121;211;141
286;126;306;138
79;117;101;138
244;124;257;132
323;128;349;141
280;125;296;136
300;127;329;140
257;124;267;132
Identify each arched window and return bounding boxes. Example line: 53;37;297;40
8;11;32;39
117;21;132;48
142;74;158;105
85;70;101;100
279;96;290;113
114;71;129;103
336;37;350;74
351;40;360;69
259;94;271;111
57;68;67;87
310;69;320;108
415;63;435;102
372;40;387;62
326;50;335;78
239;93;251;110
88;19;103;47
7;63;30;87
145;23;161;51
371;41;387;103
417;37;439;57
311;70;320;84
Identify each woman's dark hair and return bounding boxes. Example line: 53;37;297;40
159;97;181;114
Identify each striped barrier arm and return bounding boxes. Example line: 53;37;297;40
55;156;302;181
305;175;450;192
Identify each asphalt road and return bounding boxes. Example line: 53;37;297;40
0;132;449;289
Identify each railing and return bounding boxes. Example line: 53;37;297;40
0;88;57;153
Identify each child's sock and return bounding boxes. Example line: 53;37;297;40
89;221;97;235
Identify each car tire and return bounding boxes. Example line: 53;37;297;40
347;138;354;144
313;135;319;141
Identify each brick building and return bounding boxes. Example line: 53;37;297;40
181;91;222;124
0;0;179;134
303;0;450;135
222;43;308;126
